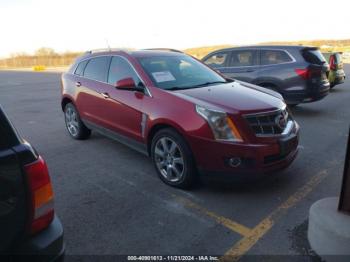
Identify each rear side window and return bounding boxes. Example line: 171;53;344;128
74;60;88;76
83;56;111;82
322;53;331;62
108;56;142;86
229;50;258;67
302;49;326;65
203;52;229;68
260;50;293;65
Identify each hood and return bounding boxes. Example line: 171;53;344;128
172;81;285;114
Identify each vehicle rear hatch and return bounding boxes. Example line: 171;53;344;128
333;52;344;70
301;47;330;86
0;109;28;253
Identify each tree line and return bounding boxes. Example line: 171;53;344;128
0;48;82;68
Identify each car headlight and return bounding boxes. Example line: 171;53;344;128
196;105;243;142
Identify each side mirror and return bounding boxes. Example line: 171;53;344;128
115;78;144;92
116;77;136;90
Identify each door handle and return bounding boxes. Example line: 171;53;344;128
75;81;81;87
101;92;110;99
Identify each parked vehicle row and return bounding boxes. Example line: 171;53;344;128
0;106;64;261
61;49;299;188
202;45;336;106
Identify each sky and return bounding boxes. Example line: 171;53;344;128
1;0;350;58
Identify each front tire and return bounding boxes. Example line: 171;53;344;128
64;103;91;140
151;128;197;189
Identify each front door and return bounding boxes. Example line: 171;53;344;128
103;56;146;142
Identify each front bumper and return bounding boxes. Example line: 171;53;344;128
14;215;65;262
188;126;299;179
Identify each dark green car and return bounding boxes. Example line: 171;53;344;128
322;52;346;88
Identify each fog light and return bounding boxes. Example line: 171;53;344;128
228;157;242;168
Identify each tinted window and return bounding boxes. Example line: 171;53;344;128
108;56;142;86
260;50;292;65
302;49;326;65
322;53;331;62
83;56;111;82
203;52;228;68
74;60;88;76
229;50;258;67
138;55;226;90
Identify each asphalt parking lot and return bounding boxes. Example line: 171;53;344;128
1;66;350;259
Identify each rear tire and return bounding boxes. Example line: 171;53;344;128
64;103;91;140
151;128;197;189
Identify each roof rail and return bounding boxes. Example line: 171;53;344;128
85;48;129;54
143;48;183;53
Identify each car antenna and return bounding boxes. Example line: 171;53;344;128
105;38;111;51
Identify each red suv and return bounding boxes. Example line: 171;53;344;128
61;49;299;188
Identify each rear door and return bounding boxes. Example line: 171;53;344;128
220;49;259;82
75;56;112;127
0;108;27;252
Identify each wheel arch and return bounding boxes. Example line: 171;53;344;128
61;95;75;112
146;121;188;157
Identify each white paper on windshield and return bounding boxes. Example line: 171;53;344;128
152;71;176;83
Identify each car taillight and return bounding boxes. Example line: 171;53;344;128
329;55;336;70
24;156;54;235
295;67;324;81
295;68;310;80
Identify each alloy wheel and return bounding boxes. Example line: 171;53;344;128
65;107;79;137
154;137;185;183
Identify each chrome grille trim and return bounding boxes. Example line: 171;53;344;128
244;108;293;137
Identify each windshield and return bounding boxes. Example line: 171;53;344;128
137;55;227;90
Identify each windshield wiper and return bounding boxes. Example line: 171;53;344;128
166;81;229;91
187;81;229;89
165;86;188;91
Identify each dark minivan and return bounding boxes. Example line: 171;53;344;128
202;46;330;106
0;106;64;261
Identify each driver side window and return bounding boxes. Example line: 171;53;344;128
108;56;142;86
203;52;228;68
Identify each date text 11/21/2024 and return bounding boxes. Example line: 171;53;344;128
127;256;219;261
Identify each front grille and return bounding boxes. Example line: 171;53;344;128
244;108;291;136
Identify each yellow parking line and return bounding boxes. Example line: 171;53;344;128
220;170;329;262
174;195;252;237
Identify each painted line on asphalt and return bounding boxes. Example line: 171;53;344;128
174;195;252;237
220;170;329;262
